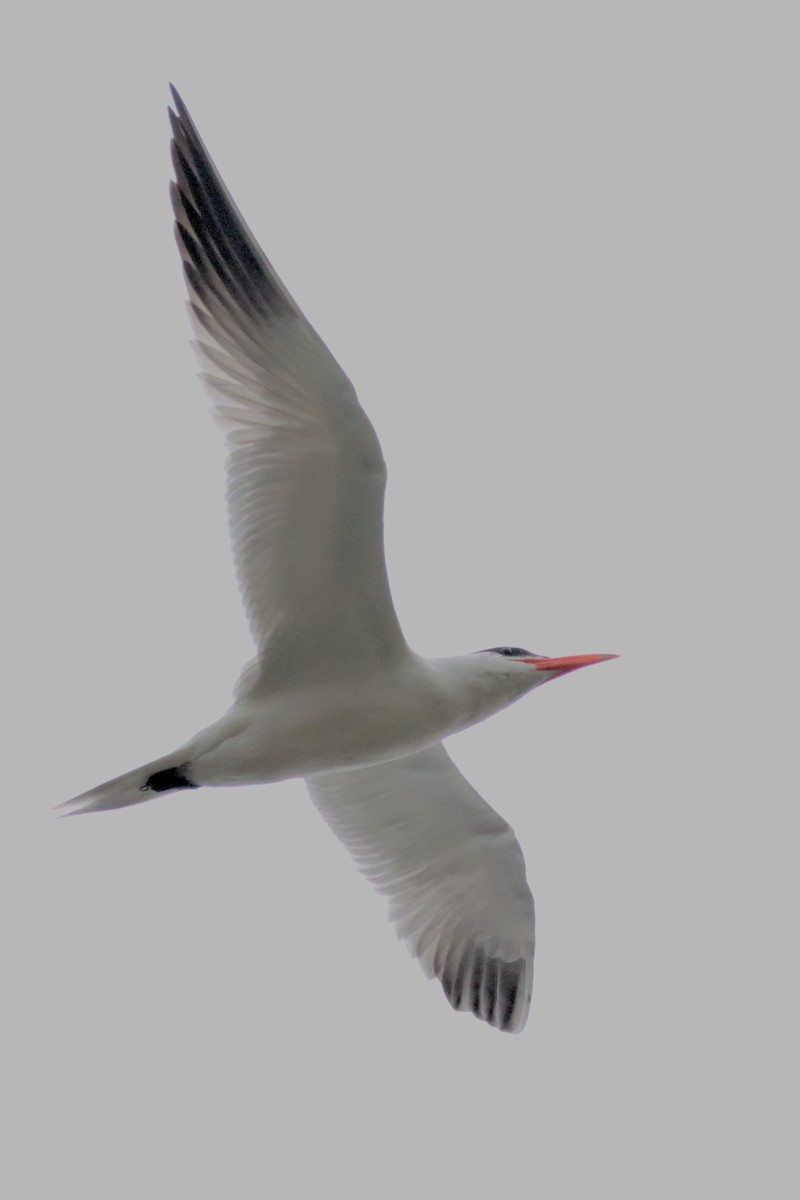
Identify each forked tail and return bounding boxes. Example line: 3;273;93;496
59;758;199;817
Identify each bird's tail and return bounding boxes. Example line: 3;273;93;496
58;756;199;817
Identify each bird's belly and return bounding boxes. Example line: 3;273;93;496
190;671;455;786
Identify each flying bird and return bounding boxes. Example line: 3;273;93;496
62;87;617;1033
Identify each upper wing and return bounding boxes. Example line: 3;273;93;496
169;88;408;688
307;743;535;1033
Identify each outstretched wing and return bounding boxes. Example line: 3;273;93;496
307;743;535;1033
169;88;408;689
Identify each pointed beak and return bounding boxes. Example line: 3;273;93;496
521;653;619;675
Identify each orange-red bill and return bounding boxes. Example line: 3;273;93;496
521;653;619;673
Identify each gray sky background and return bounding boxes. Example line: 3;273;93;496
3;3;797;1196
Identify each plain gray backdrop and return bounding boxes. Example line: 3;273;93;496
3;2;797;1196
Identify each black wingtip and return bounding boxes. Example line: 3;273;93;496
168;86;194;142
170;135;187;178
165;82;299;333
168;86;198;142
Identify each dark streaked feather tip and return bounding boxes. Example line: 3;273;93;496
168;86;294;329
440;950;528;1032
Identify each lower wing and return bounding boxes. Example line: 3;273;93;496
306;743;535;1033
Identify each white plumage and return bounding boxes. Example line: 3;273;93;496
309;744;534;1033
62;88;616;1033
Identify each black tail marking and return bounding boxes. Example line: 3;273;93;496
142;765;198;794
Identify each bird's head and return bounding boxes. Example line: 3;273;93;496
479;646;618;675
432;645;618;732
471;645;618;701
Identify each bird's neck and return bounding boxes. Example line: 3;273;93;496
426;654;540;736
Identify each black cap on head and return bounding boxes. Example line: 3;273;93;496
480;646;536;658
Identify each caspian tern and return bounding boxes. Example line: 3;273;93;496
62;88;617;1033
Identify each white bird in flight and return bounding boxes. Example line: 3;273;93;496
63;88;617;1033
